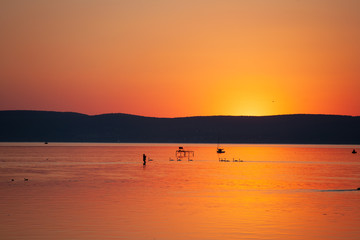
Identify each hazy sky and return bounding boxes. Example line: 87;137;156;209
1;0;360;117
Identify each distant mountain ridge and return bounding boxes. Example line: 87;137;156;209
0;110;359;144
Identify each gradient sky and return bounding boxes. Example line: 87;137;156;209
1;0;360;117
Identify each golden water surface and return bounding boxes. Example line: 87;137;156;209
0;143;359;239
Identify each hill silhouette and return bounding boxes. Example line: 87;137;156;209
0;110;359;144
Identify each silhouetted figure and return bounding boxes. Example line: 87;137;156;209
143;154;146;165
352;149;357;154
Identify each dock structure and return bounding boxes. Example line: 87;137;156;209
175;147;194;161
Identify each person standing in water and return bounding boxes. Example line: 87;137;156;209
143;154;146;165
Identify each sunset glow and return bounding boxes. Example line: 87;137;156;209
1;0;360;117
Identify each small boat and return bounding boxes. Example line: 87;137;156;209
217;148;225;154
216;137;225;154
352;149;357;154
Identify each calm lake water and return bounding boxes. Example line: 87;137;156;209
1;143;360;240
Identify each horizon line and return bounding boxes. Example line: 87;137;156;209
0;109;359;119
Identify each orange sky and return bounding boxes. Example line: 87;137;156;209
1;0;359;117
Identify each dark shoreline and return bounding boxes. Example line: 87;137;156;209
1;110;360;144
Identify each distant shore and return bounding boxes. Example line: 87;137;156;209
1;110;360;144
